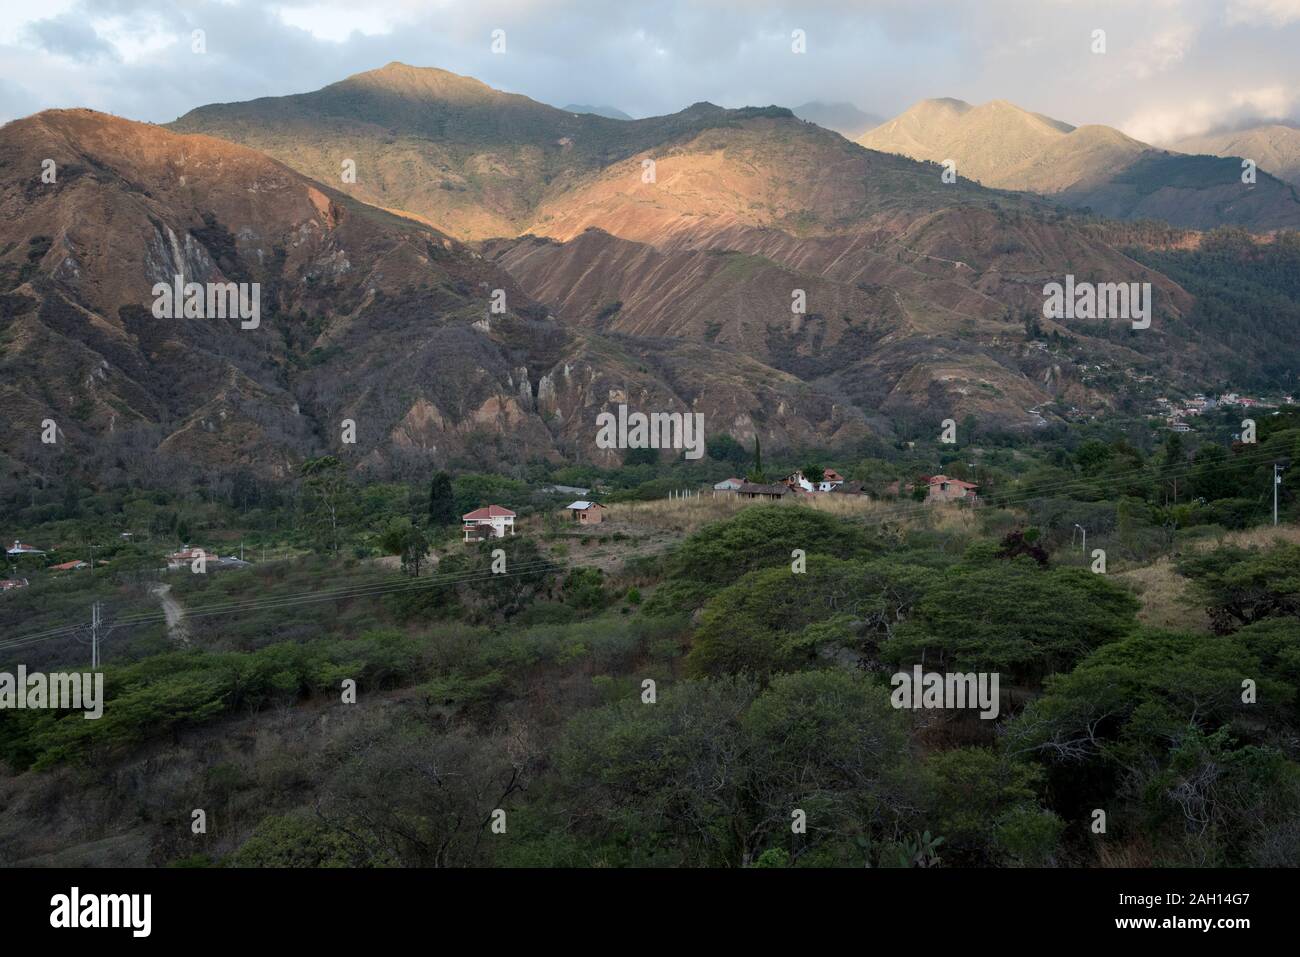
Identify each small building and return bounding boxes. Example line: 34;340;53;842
713;477;746;492
6;541;45;557
925;475;979;504
166;545;210;570
830;480;867;496
50;560;89;572
566;501;607;524
0;578;29;591
463;505;516;542
783;469;844;493
736;482;793;501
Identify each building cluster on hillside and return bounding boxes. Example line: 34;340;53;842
164;546;251;572
713;470;979;506
714;469;861;501
1153;391;1295;432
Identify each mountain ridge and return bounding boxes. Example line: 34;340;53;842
858;97;1300;231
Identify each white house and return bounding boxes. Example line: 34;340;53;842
782;469;845;493
463;505;516;543
712;477;745;492
6;541;45;557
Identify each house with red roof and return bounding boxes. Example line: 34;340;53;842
462;505;516;543
6;540;45;557
925;475;979;504
51;560;89;572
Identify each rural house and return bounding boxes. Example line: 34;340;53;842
463;505;516;542
6;541;45;557
51;560;89;572
166;545;209;570
925;475;979;504
712;477;745;492
566;501;607;524
0;578;29;591
736;482;793;501
782;469;845;493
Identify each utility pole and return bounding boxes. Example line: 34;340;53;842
90;601;100;669
1275;464;1286;526
1074;523;1086;554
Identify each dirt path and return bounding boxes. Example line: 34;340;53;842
149;583;189;645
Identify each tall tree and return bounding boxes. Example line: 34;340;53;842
300;456;350;557
428;471;456;527
747;435;766;483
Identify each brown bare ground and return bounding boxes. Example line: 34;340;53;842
1114;558;1211;633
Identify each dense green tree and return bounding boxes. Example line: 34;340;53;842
1005;627;1300;865
924;747;1061;866
688;556;928;678
427;471;456;527
706;433;749;466
300;456;351;556
562;566;607;611
882;555;1140;685
379;517;430;576
1178;542;1300;633
667;505;873;590
556;671;914;866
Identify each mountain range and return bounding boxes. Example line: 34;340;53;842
1168;124;1300;189
857;98;1300;231
1;63;1296;480
792;101;884;139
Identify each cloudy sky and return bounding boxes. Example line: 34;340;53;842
1;0;1297;143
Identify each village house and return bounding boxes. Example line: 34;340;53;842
463;505;516;543
6;541;45;557
0;578;29;591
566;501;606;525
166;545;211;570
712;477;745;492
736;482;793;501
782;469;845;493
51;560;89;572
925;475;980;505
830;480;868;496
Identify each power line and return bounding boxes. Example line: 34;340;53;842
0;558;560;651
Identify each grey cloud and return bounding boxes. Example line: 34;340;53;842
0;0;1296;138
23;14;119;63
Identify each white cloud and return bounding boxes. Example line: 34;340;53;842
1124;86;1297;143
1225;0;1300;27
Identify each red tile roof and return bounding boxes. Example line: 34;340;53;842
462;505;516;521
927;474;979;489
